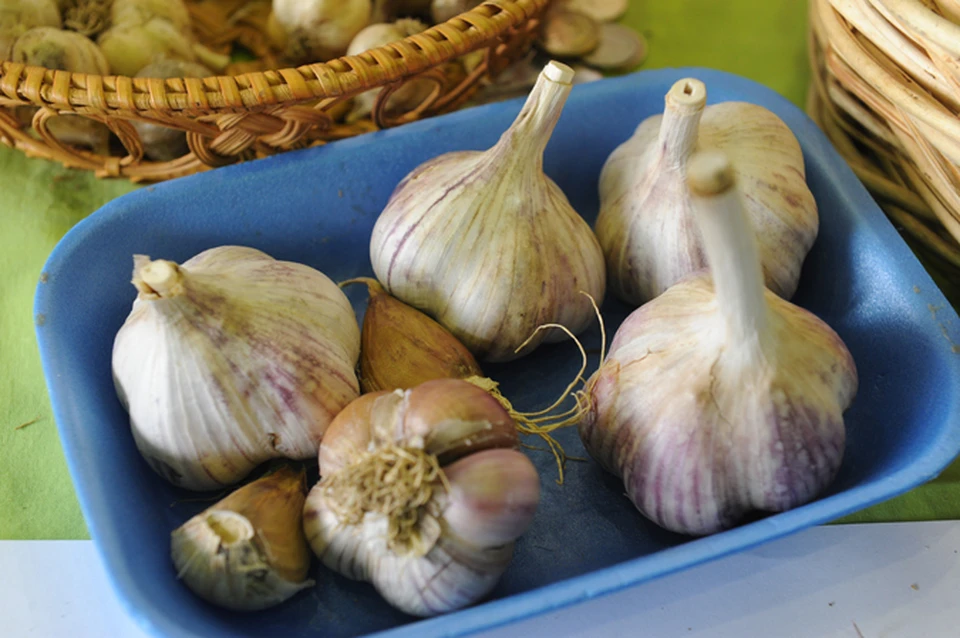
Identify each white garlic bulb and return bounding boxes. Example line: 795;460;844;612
134;59;214;161
171;465;314;610
579;151;857;536
0;0;60;59
370;61;606;362
345;19;431;123
303;379;540;617
596;78;818;306
272;0;371;62
112;246;361;491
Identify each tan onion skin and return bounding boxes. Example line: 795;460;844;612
303;379;541;617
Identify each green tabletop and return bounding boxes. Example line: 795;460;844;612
1;1;956;540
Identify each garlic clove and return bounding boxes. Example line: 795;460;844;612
431;0;482;24
112;246;360;490
316;390;393;476
596;78;818;305
344;277;483;393
442;448;540;547
170;465;315;610
406;378;520;463
580;150;857;536
272;0;371;62
370;60;606;362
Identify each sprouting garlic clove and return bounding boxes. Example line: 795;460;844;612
596;78;818;306
442;448;540;547
343;277;483;393
579;150;857;536
370;60;606;362
171;465;315;610
112;246;361;490
303;378;538;617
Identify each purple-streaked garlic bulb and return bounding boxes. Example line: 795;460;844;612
370;61;606;362
303;379;540;617
579;151;857;536
596;78;818;306
112;246;361;491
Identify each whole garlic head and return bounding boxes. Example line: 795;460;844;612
112;246;361;491
272;0;371;62
303;379;540;617
580;151;857;536
596;78;818;305
0;0;61;59
370;61;606;362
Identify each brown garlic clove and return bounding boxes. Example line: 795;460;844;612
170;465;314;610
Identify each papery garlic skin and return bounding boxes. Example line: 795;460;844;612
580;151;856;536
272;0;371;62
370;61;606;362
112;246;361;491
303;379;540;617
171;466;315;610
596;78;818;305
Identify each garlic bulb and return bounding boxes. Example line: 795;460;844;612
370;61;606;362
10;27;112;154
0;0;60;59
112;246;361;491
134;59;214;161
579;151;857;536
431;0;482;23
595;78;818;305
171;465;314;610
111;0;192;32
272;0;371;62
98;18;196;77
303;378;540;616
58;0;112;37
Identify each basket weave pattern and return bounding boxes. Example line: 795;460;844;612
808;0;960;287
0;0;548;182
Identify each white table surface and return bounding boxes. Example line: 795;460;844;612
3;521;959;637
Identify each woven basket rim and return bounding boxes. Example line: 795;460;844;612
0;0;547;115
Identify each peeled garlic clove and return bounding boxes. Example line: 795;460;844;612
442;448;540;547
580;151;857;536
133;60;215;162
272;0;371;62
112;246;361;490
171;465;315;610
596;78;818;305
303;378;538;617
344;277;483;393
370;61;606;362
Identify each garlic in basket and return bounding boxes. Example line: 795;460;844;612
271;0;371;62
9;27;112;154
171;465;314;610
303;378;540;616
97;0;197;77
112;246;361;491
370;60;606;362
134;59;215;161
579;151;857;536
0;0;60;59
595;78;818;305
345;19;431;123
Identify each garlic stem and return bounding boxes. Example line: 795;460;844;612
687;151;770;356
134;257;184;298
339;276;384;296
490;60;575;173
659;78;707;168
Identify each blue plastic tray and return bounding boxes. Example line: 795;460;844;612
35;68;960;638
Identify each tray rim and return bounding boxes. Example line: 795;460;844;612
34;66;960;638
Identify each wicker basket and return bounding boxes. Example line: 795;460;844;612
808;0;960;295
0;0;548;182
